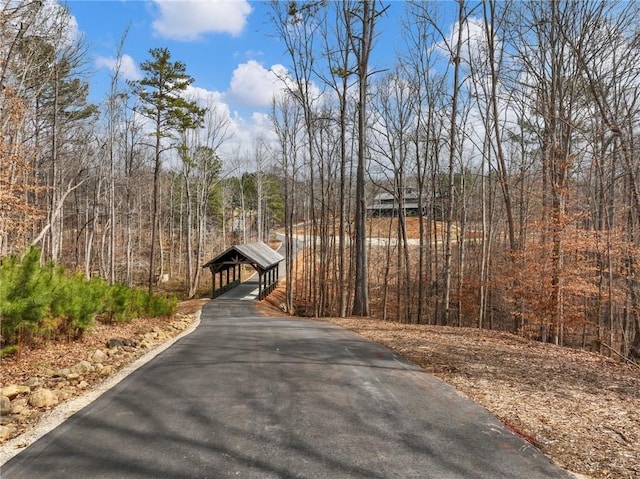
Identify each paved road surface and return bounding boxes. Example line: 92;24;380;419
219;277;261;300
1;299;574;478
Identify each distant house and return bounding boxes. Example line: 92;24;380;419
367;188;425;217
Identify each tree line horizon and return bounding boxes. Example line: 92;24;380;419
1;1;639;360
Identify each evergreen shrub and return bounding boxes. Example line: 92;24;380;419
0;247;50;345
0;247;178;348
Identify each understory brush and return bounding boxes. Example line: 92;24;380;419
0;247;176;356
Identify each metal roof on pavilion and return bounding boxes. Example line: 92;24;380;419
202;242;284;299
203;242;283;273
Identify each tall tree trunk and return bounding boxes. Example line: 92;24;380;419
443;1;465;325
184;168;194;297
352;0;382;316
484;0;516;254
148;126;161;294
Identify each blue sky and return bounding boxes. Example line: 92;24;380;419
67;1;408;100
68;1;288;110
62;1;455;154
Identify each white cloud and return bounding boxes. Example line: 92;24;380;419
31;0;81;50
223;113;278;163
186;85;227;108
227;61;288;108
434;17;494;66
95;54;142;81
186;86;279;159
250;112;278;142
152;0;252;41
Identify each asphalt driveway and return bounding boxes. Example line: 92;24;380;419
1;299;574;478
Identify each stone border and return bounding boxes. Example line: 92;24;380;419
0;310;202;466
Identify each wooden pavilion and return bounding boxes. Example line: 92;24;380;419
202;242;284;300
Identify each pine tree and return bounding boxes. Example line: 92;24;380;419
128;48;205;293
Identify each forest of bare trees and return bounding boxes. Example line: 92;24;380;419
0;1;281;299
269;0;640;360
1;0;639;360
